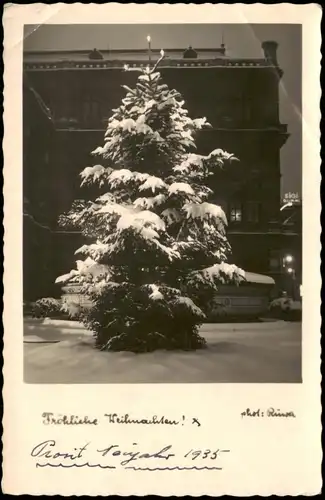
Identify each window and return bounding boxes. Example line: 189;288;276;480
246;201;260;223
82;100;100;127
230;203;242;222
269;250;281;271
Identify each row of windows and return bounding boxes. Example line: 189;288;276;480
194;97;278;125
229;202;261;223
55;101;102;126
53;97;279;128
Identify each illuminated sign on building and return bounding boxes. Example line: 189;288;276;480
282;192;301;205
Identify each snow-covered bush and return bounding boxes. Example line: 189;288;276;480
56;53;244;352
32;297;62;318
269;297;302;321
23;301;34;316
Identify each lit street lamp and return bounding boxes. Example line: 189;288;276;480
286;266;297;299
282;254;297;299
280;201;293;211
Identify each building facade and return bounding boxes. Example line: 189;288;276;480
23;41;302;299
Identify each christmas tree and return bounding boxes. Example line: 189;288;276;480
56;50;245;352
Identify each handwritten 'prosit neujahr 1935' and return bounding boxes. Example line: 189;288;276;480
31;440;230;471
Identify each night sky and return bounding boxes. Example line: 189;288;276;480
24;24;302;198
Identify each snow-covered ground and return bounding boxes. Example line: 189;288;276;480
24;318;301;384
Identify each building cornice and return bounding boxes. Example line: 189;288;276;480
53;125;288;134
23;59;282;72
24;48;226;55
228;230;301;236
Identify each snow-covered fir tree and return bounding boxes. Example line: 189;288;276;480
56;51;245;352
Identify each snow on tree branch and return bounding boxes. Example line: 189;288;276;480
56;52;243;352
139;176;167;193
133;194;167;210
188;263;246;290
174;296;206;319
168;182;195;196
183;202;228;226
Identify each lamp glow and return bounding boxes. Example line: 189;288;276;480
147;35;151;43
287;267;294;274
284;254;293;263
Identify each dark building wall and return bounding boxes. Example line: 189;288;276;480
23;85;55;224
23;53;301;296
26;65;282;129
23;84;57;300
25;65;286;229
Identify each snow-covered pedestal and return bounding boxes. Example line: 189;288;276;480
61;284;92;318
209;273;275;320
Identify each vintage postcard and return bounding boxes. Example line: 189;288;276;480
2;3;322;496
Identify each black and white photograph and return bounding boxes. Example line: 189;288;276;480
3;4;322;497
22;23;303;384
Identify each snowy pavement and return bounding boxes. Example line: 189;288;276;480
24;318;302;384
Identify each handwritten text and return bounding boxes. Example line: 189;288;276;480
241;408;296;418
31;440;230;471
